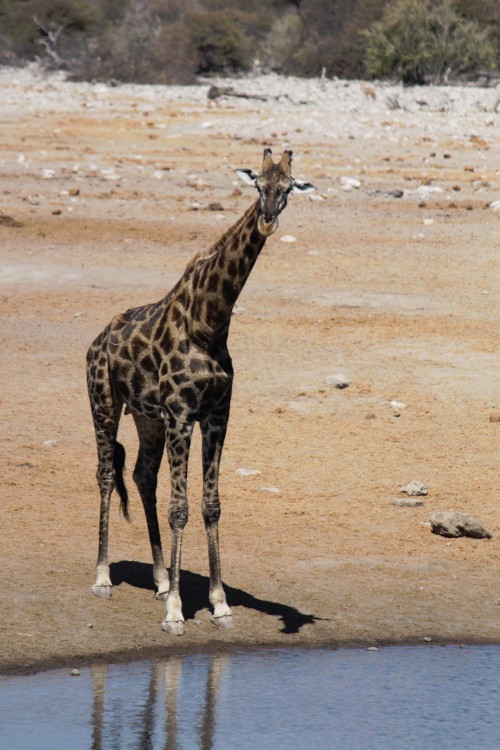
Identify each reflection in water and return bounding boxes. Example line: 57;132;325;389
1;646;500;750
91;655;229;750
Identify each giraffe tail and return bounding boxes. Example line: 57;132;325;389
114;441;130;522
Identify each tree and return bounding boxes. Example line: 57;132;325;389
364;0;498;84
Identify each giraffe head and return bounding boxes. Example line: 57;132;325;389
236;148;316;236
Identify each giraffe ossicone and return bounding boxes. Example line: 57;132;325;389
86;149;315;635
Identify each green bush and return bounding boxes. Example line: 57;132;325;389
364;0;498;83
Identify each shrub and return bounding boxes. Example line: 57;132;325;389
364;0;498;84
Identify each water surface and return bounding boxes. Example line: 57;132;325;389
0;645;499;749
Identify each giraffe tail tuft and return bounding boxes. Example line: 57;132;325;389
114;441;130;522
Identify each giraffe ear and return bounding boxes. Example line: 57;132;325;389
236;168;259;186
292;179;316;194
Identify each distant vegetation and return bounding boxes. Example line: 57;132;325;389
0;0;498;83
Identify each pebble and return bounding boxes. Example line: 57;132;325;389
70;669;80;677
340;176;361;190
260;486;281;494
422;218;434;225
208;202;224;211
232;303;245;316
236;468;261;477
43;439;57;447
390;400;407;411
489;411;500;423
392;498;424;508
325;374;351;389
366;646;379;652
400;481;428;496
280;234;296;243
423;637;432;643
289;401;308;414
489;200;500;211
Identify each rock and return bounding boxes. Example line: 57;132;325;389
0;214;23;227
280;234;296;243
289;401;308;414
232;303;245;316
340;176;361;190
366;646;379;652
392;498;424;508
400;481;428;497
390;400;407;411
43;439;57;447
430;511;492;539
489;200;500;211
69;188;80;196
325;374;351;389
236;468;261;477
489;411;500;423
208;202;224;211
260;486;280;494
70;669;80;676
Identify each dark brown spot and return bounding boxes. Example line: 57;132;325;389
169;354;183;372
179;386;198;410
141;354;155;372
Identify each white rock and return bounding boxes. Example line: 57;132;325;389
340;177;361;190
280;234;296;243
41;169;55;179
289;401;308;414
422;218;434;226
400;480;428;496
390;400;407;411
489;199;500;211
366;646;379;652
43;439;57;447
259;486;281;494
232;303;245;315
415;185;444;197
236;468;261;477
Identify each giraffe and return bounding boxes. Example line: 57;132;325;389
86;148;316;635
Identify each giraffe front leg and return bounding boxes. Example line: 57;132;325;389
132;414;170;601
201;413;233;629
162;419;193;636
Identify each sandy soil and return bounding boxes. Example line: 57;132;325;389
1;67;499;675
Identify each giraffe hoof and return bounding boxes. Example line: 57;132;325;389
92;584;112;599
162;619;184;636
210;614;234;630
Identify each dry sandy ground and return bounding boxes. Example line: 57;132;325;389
1;67;499;675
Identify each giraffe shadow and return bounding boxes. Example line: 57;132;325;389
110;560;320;634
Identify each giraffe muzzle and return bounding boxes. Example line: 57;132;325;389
257;215;279;236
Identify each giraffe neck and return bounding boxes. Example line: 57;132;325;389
184;200;267;346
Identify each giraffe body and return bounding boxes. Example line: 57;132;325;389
87;149;315;634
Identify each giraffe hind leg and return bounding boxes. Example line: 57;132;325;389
88;346;124;599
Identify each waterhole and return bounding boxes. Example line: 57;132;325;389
1;645;499;749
